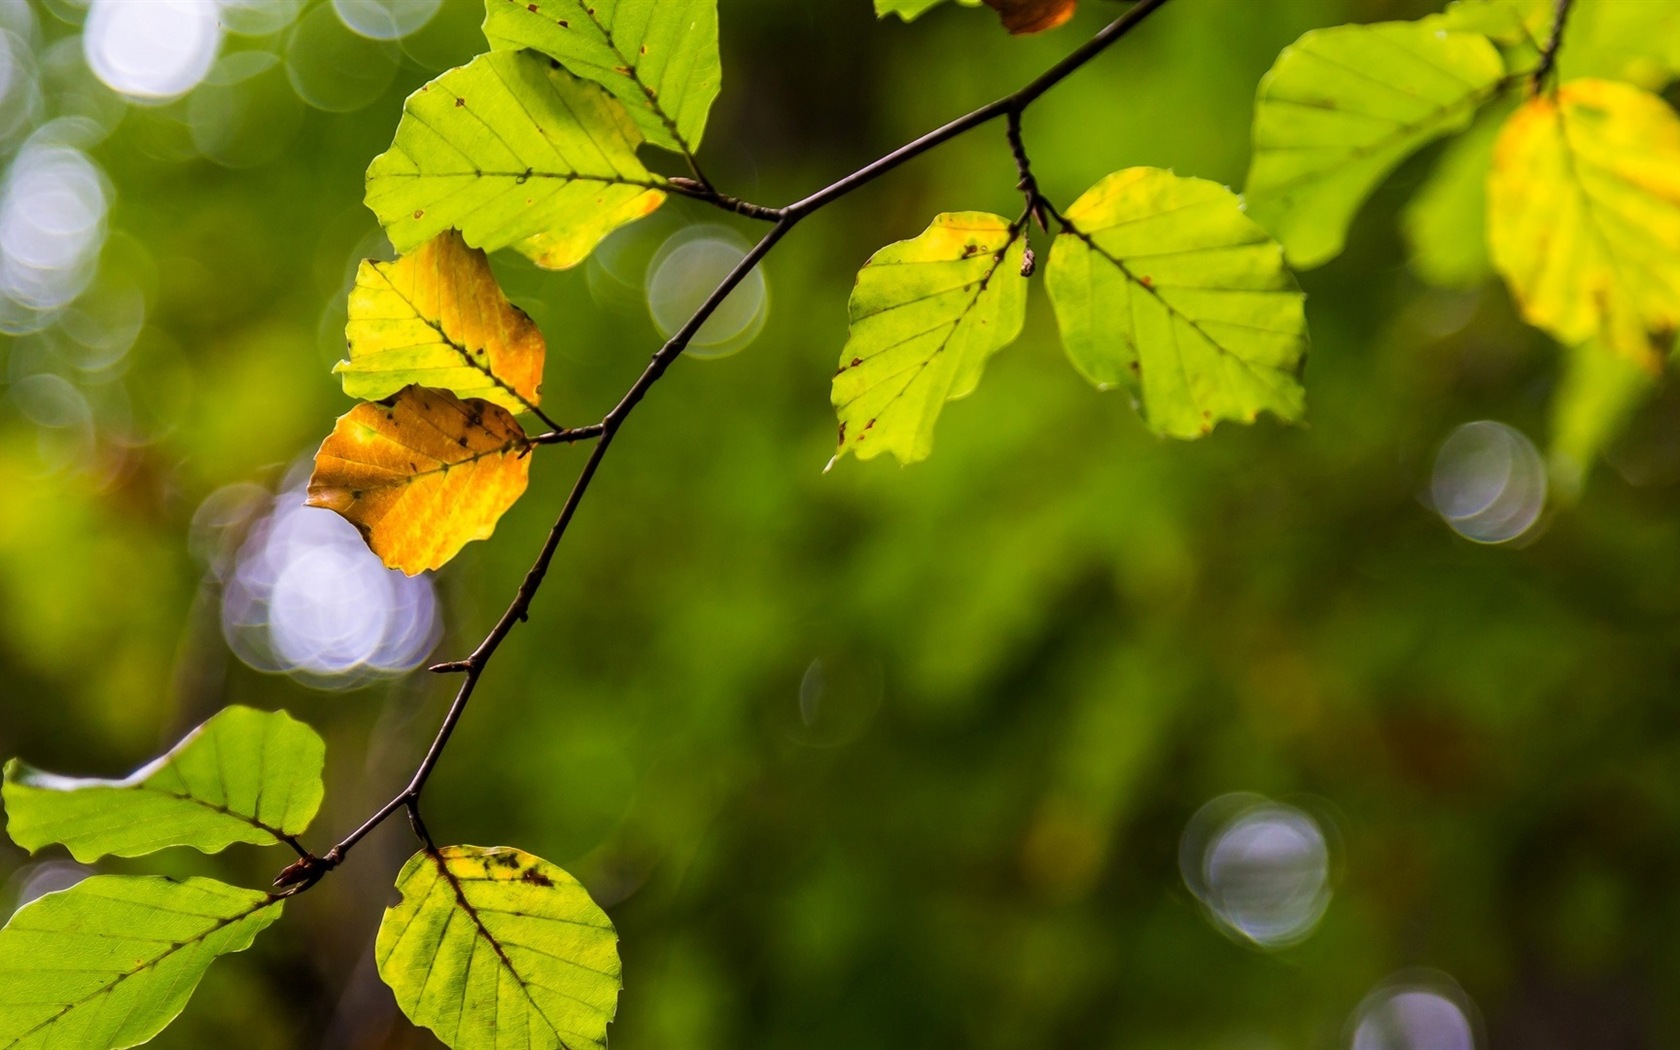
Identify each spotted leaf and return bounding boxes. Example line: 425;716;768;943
337;230;546;417
484;0;722;156
376;845;620;1050
1047;168;1307;438
365;49;665;270
830;212;1027;466
307;385;532;575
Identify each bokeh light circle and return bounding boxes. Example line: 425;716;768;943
1350;974;1479;1050
0;138;108;322
1430;420;1546;544
216;0;305;37
333;0;440;40
83;0;220;101
790;651;884;747
285;1;399;113
218;470;441;689
646;224;769;359
1180;793;1333;948
189;50;304;168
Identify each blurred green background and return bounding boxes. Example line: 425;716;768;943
3;0;1679;1046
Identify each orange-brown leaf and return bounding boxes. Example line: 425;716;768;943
984;0;1076;34
306;385;532;575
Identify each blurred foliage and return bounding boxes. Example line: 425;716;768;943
4;0;1680;1047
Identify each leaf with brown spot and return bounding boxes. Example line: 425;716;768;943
830;212;1028;466
365;49;666;270
336;230;546;417
307;385;532;575
983;0;1076;34
376;845;619;1050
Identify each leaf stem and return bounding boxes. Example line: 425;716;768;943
282;0;1175;889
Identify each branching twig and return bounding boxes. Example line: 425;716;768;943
278;0;1174;894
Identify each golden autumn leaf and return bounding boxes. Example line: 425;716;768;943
1487;78;1680;367
336;230;546;416
984;0;1076;34
307;385;532;575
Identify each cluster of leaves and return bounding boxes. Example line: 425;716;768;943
0;708;618;1050
1243;0;1680;495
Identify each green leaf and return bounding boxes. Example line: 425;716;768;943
1046;168;1308;438
1550;337;1658;500
1487;78;1680;366
1243;21;1504;268
1432;0;1680;88
337;229;547;416
1428;0;1546;55
1402;99;1514;288
3;706;324;862
483;0;721;157
365;49;667;271
0;876;282;1050
830;212;1027;466
377;845;621;1050
874;0;982;21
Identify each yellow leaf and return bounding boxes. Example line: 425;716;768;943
306;385;532;575
1488;78;1680;367
335;230;546;416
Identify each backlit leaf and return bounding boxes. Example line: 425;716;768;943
337;230;546;416
1243;21;1504;268
1046;168;1307;438
875;0;982;21
1550;337;1657;500
1432;0;1680;88
307;385;533;575
0;876;282;1050
376;845;620;1050
830;212;1027;466
983;0;1076;35
1487;78;1680;366
484;0;722;156
3;706;323;862
1402;99;1513;288
365;49;666;271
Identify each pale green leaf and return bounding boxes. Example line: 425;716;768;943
1487;78;1680;366
0;876;282;1050
830;211;1027;466
365;49;666;271
483;0;721;156
1243;21;1504;268
1402;99;1514;288
1431;0;1680;88
377;845;621;1050
874;0;982;21
1047;168;1307;438
337;229;547;415
3;706;323;862
1550;337;1658;500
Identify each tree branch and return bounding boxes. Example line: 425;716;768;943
281;0;1174;891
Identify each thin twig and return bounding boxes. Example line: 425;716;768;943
1530;0;1576;97
282;0;1174;890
